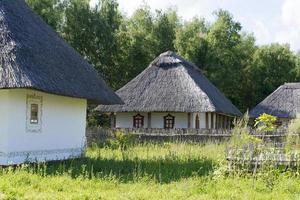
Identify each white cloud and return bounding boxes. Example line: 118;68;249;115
253;20;272;45
281;0;300;27
275;0;300;50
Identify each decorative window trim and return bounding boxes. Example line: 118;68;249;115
26;94;43;133
164;113;175;129
133;113;144;128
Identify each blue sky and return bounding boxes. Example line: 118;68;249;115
91;0;300;52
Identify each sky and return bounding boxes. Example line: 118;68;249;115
91;0;300;52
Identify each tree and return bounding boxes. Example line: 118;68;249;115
174;17;208;69
205;10;245;108
26;0;65;32
120;7;157;81
25;1;300;115
153;9;179;53
294;51;300;80
62;0;123;89
245;44;296;108
236;33;257;111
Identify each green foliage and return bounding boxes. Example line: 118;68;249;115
254;113;277;132
0;143;299;199
257;164;281;191
153;9;178;53
27;1;300;116
225;113;287;178
286;114;300;153
175;18;208;68
230;113;261;149
245;44;297;109
105;130;135;150
26;0;65;31
86;105;111;128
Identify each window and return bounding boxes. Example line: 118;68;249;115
133;114;144;128
164;114;175;129
195;114;200;129
26;95;42;132
30;104;39;124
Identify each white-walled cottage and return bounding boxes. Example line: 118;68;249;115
0;0;122;165
96;51;241;129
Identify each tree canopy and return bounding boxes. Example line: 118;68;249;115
26;0;300;113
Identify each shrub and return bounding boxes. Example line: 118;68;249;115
286;114;300;153
230;113;261;150
254;113;277;133
105;130;135;150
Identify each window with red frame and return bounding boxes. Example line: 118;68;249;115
164;114;175;129
133;114;144;128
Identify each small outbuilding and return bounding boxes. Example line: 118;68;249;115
0;0;122;165
96;51;241;129
250;83;300;126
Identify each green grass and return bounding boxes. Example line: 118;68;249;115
0;142;300;199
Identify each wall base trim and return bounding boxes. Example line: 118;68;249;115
0;148;84;165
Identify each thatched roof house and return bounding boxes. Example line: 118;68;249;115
0;0;121;165
250;83;300;121
0;0;121;104
97;51;241;129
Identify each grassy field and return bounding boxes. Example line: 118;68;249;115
0;142;300;199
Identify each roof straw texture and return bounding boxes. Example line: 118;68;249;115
97;51;241;116
250;83;300;118
0;0;122;104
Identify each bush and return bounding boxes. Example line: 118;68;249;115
254;113;277;133
286;114;300;153
105;130;136;150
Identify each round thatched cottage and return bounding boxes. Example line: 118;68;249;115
0;0;122;165
250;83;300;126
96;51;241;129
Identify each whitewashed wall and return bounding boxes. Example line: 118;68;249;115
0;90;9;153
190;113;208;129
151;113;188;128
116;112;149;128
0;89;87;165
115;112;210;129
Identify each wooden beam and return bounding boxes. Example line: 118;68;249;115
147;112;152;128
211;113;214;129
187;113;191;128
205;113;209;129
222;115;225;129
227;117;231;129
215;114;218;129
110;112;116;128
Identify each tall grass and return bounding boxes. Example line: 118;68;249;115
0;142;300;199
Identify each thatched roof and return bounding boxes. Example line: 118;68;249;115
0;0;122;104
250;83;300;119
96;51;241;116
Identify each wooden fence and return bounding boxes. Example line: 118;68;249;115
86;128;300;167
227;153;300;169
86;127;289;146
